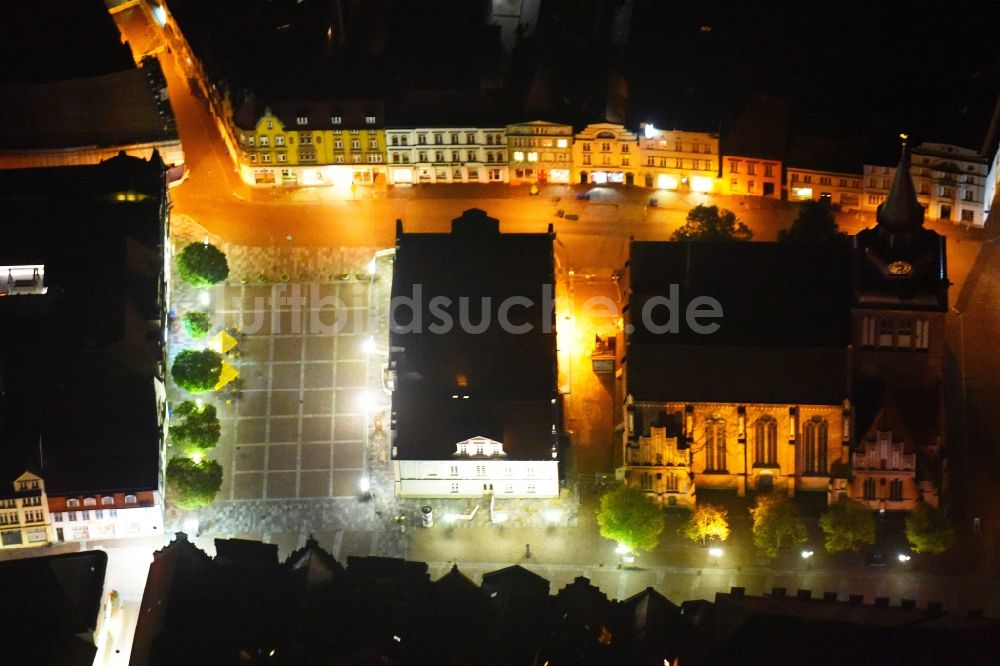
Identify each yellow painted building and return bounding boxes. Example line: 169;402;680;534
0;471;53;549
231;99;387;187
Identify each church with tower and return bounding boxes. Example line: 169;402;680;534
616;137;949;511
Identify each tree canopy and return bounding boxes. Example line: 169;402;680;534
596;486;665;552
182;311;212;339
819;496;876;553
679;503;731;546
750;495;808;557
671;205;753;242
905;502;956;554
177;242;229;286
169;400;221;453
167;456;224;510
171;349;223;394
778;200;846;242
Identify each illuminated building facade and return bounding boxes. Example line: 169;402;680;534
386;127;508;185
863;141;989;227
573;123;638;186
389;210;561;499
505;120;573;185
233;100;386;187
637;125;718;193
787;167;863;209
848;141;949;510
618;242;854;506
722;155;781;198
0;472;53;549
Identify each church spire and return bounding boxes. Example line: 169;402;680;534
876;133;925;233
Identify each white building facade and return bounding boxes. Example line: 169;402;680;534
386;128;508;185
637;125;718;193
394;436;559;498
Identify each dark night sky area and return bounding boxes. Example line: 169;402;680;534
625;0;1000;151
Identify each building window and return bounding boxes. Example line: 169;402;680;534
335;140;343;150
665;474;678;491
527;483;536;494
67;499;80;508
259;136;270;147
365;115;376;125
434;133;443;145
730;178;738;190
705;418;727;472
914;319;929;349
450;483;459;493
331;116;342;125
889;478;903;501
747;163;757;176
863;477;876;500
262;154;271;163
504;483;513;493
897;319;912;348
124;495;137;505
101;496;114;506
275;136;285;147
748;180;755;193
300;134;313;145
351;140;361;150
476;465;486;476
878;317;894;347
450;466;458;476
278;153;286;163
640;472;653;491
764;164;774;177
754;416;778;465
369;139;378;150
820;176;831;185
296;116;308;125
729;160;739;174
802;417;828;474
83;498;96;507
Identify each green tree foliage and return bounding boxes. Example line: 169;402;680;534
181;311;212;339
778;200;846;242
819;496;876;553
177;242;229;286
671;205;753;242
750;495;808;557
167;456;223;510
171;349;223;394
679;503;731;546
169;400;221;453
905;502;956;554
596;486;665;552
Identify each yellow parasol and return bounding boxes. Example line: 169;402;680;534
214;360;239;391
206;330;239;354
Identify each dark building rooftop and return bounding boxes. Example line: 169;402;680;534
0;0;134;84
131;536;1000;665
0;549;108;666
386;89;505;127
626;241;853;405
0;153;167;495
0;59;177;152
232;96;384;132
390;209;559;460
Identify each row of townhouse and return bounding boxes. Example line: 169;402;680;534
229;100;995;226
0;472;161;549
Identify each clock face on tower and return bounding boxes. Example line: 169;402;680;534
888;260;913;275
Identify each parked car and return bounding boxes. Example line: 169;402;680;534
576;192;590;200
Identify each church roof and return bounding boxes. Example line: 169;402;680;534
875;139;925;233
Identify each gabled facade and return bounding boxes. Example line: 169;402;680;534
637;125;718;193
385;127;508;185
233;99;386;187
506;120;573;184
0;472;52;548
573;123;639;186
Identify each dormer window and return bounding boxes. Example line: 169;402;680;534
331;116;342;125
124;494;137;505
296;116;308;125
101;496;114;506
365;115;376;125
83;498;97;507
454;436;506;457
67;499;80;508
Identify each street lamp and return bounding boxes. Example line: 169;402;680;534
897;553;911;563
708;546;723;566
801;549;814;559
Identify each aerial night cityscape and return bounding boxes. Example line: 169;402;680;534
2;0;1000;664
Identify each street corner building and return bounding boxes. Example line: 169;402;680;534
388;209;563;499
617;142;949;510
0;152;170;550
